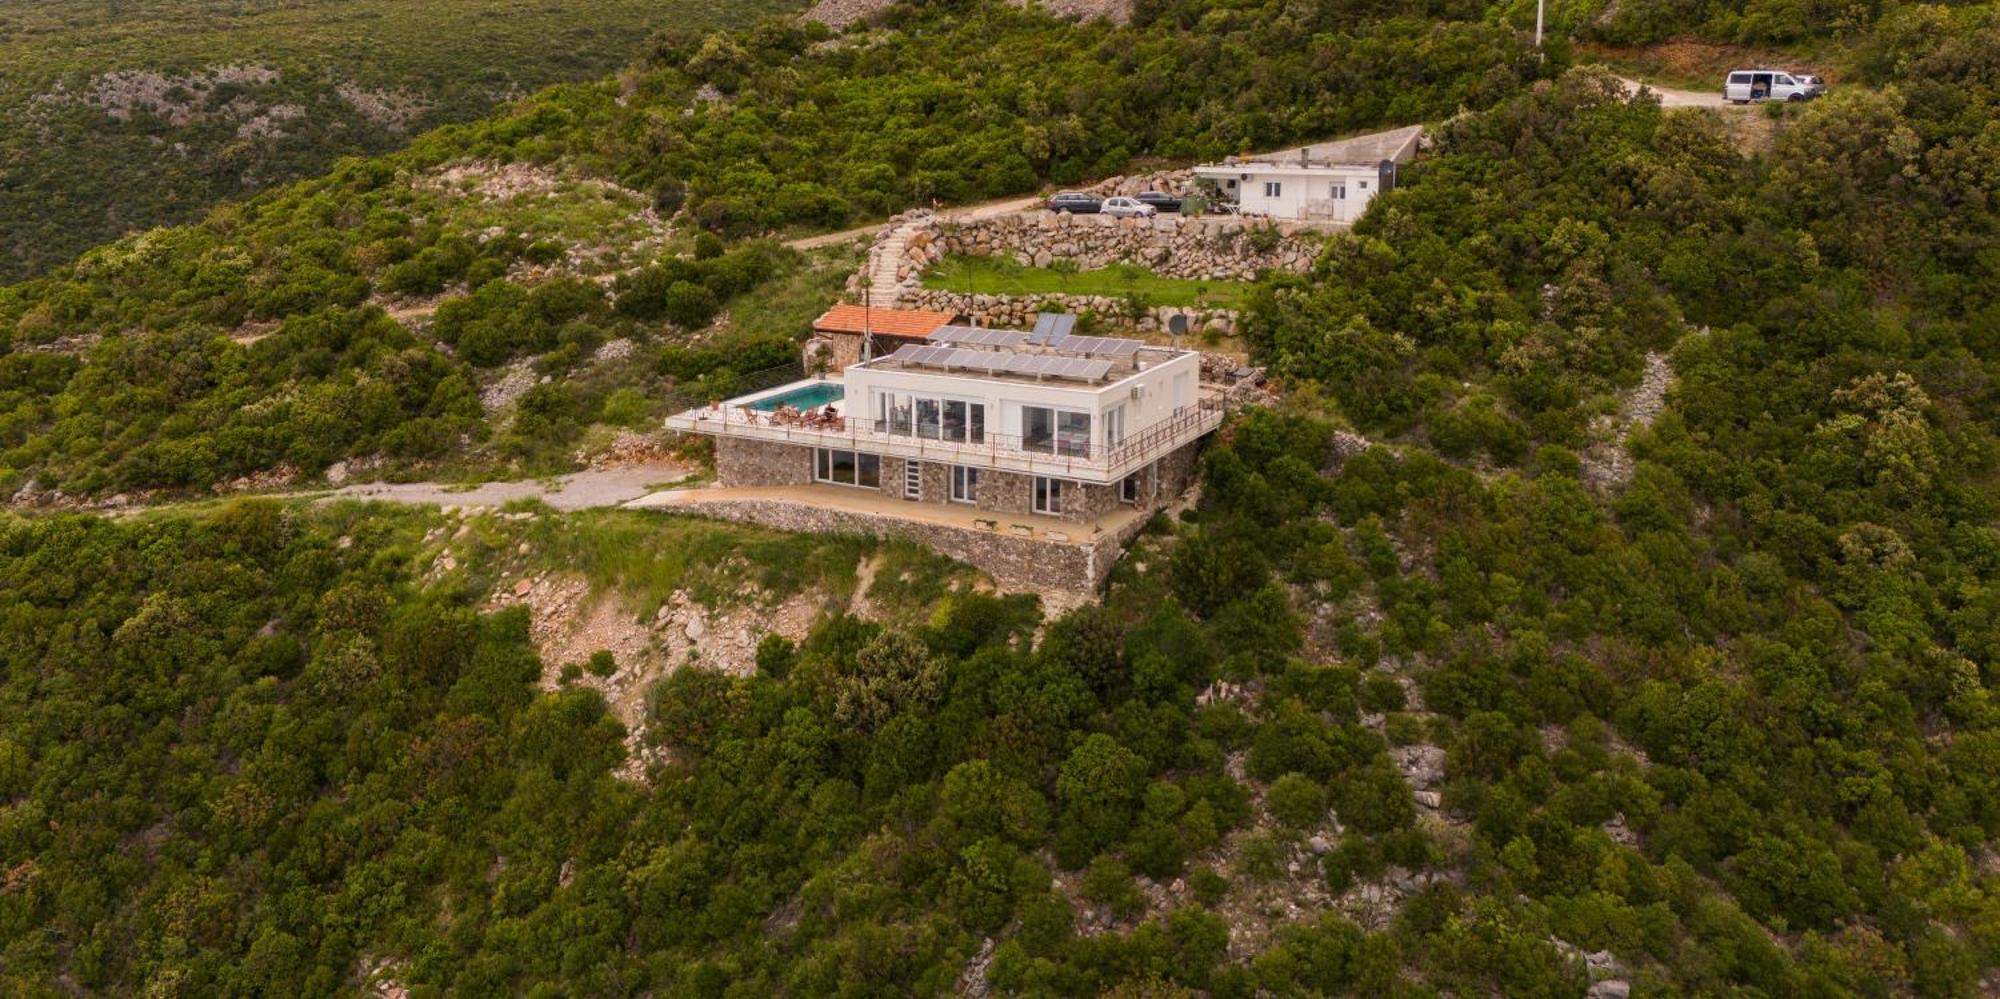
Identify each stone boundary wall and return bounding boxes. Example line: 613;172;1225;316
900;287;1238;338
934;211;1324;282
664;498;1148;593
848;207;1328;316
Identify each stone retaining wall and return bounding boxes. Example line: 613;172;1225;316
901;287;1238;338
848;207;1328;320
716;438;812;486
934;211;1324;282
665;498;1147;593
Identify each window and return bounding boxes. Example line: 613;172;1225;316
1330;183;1346;200
951;466;979;504
916;397;941;439
1358;180;1368;190
1105;405;1127;449
1263;181;1282;198
1033;476;1065;515
1023;406;1091;456
877;391;982;443
815;448;880;488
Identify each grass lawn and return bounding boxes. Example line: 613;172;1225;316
920;255;1253;309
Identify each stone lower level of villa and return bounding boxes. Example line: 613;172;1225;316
715;436;1201;526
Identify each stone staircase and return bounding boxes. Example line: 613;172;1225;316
863;227;910;305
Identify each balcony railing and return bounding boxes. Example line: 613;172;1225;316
667;397;1224;483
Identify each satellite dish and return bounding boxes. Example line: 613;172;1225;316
1167;313;1190;346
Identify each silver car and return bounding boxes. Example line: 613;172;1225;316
1101;196;1157;219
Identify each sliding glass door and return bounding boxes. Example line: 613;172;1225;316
875;391;984;444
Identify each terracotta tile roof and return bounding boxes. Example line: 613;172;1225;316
812;303;955;339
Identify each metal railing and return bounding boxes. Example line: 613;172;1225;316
667;397;1223;483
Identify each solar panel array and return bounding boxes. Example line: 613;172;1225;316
886;344;1115;382
1029;312;1078;344
931;325;1026;348
932;324;1143;358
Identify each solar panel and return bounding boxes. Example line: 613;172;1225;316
881;341;1118;382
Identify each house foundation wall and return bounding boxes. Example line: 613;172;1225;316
716;438;814;487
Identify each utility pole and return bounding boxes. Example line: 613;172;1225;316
859;274;875;363
1535;0;1544;48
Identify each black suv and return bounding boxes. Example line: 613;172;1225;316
1047;192;1103;214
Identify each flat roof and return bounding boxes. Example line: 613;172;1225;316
1206;123;1423;169
883;343;1117;383
812;303;956;339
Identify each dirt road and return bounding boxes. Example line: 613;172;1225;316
784;195;1043;250
320;463;690;512
1616;76;1729;108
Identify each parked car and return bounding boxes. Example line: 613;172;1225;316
1100;196;1157;219
1047;192;1103;214
1723;69;1827;103
1133;190;1182;213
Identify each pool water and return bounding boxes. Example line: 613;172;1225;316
749;381;845;412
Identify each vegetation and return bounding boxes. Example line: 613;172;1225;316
920;254;1254;309
0;0;1550;500
7;0;2000;991
0;0;800;282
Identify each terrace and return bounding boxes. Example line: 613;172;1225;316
663;376;1224;484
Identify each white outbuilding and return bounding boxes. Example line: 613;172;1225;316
1193;124;1423;223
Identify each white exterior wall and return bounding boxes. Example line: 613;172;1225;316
1196;164;1383;222
841;350;1199;451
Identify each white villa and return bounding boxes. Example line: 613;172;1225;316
1193;123;1422;223
665;314;1221;524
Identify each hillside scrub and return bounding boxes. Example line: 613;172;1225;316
0;0;803;282
0;0;1552;500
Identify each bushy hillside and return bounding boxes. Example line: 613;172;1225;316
0;0;800;282
7;0;2000;992
0;0;1551;500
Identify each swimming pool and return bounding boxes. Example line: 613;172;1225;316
748;381;845;412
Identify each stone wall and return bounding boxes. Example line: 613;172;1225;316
934;211;1323;282
847;206;1327;320
716;438;813;486
901;287;1237;338
663;498;1142;593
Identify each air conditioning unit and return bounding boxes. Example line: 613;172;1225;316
1130;384;1147;400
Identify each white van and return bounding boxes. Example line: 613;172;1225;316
1723;69;1827;103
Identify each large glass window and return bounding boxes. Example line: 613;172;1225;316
951;466;979;504
815;448;880;488
1023;407;1091;456
878;392;912;434
1023;406;1055;454
1057;411;1092;457
879;392;983;443
1033;476;1065;515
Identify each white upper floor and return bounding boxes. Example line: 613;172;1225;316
842;339;1200;457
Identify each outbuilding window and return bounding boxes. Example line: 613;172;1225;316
1263;181;1282;198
